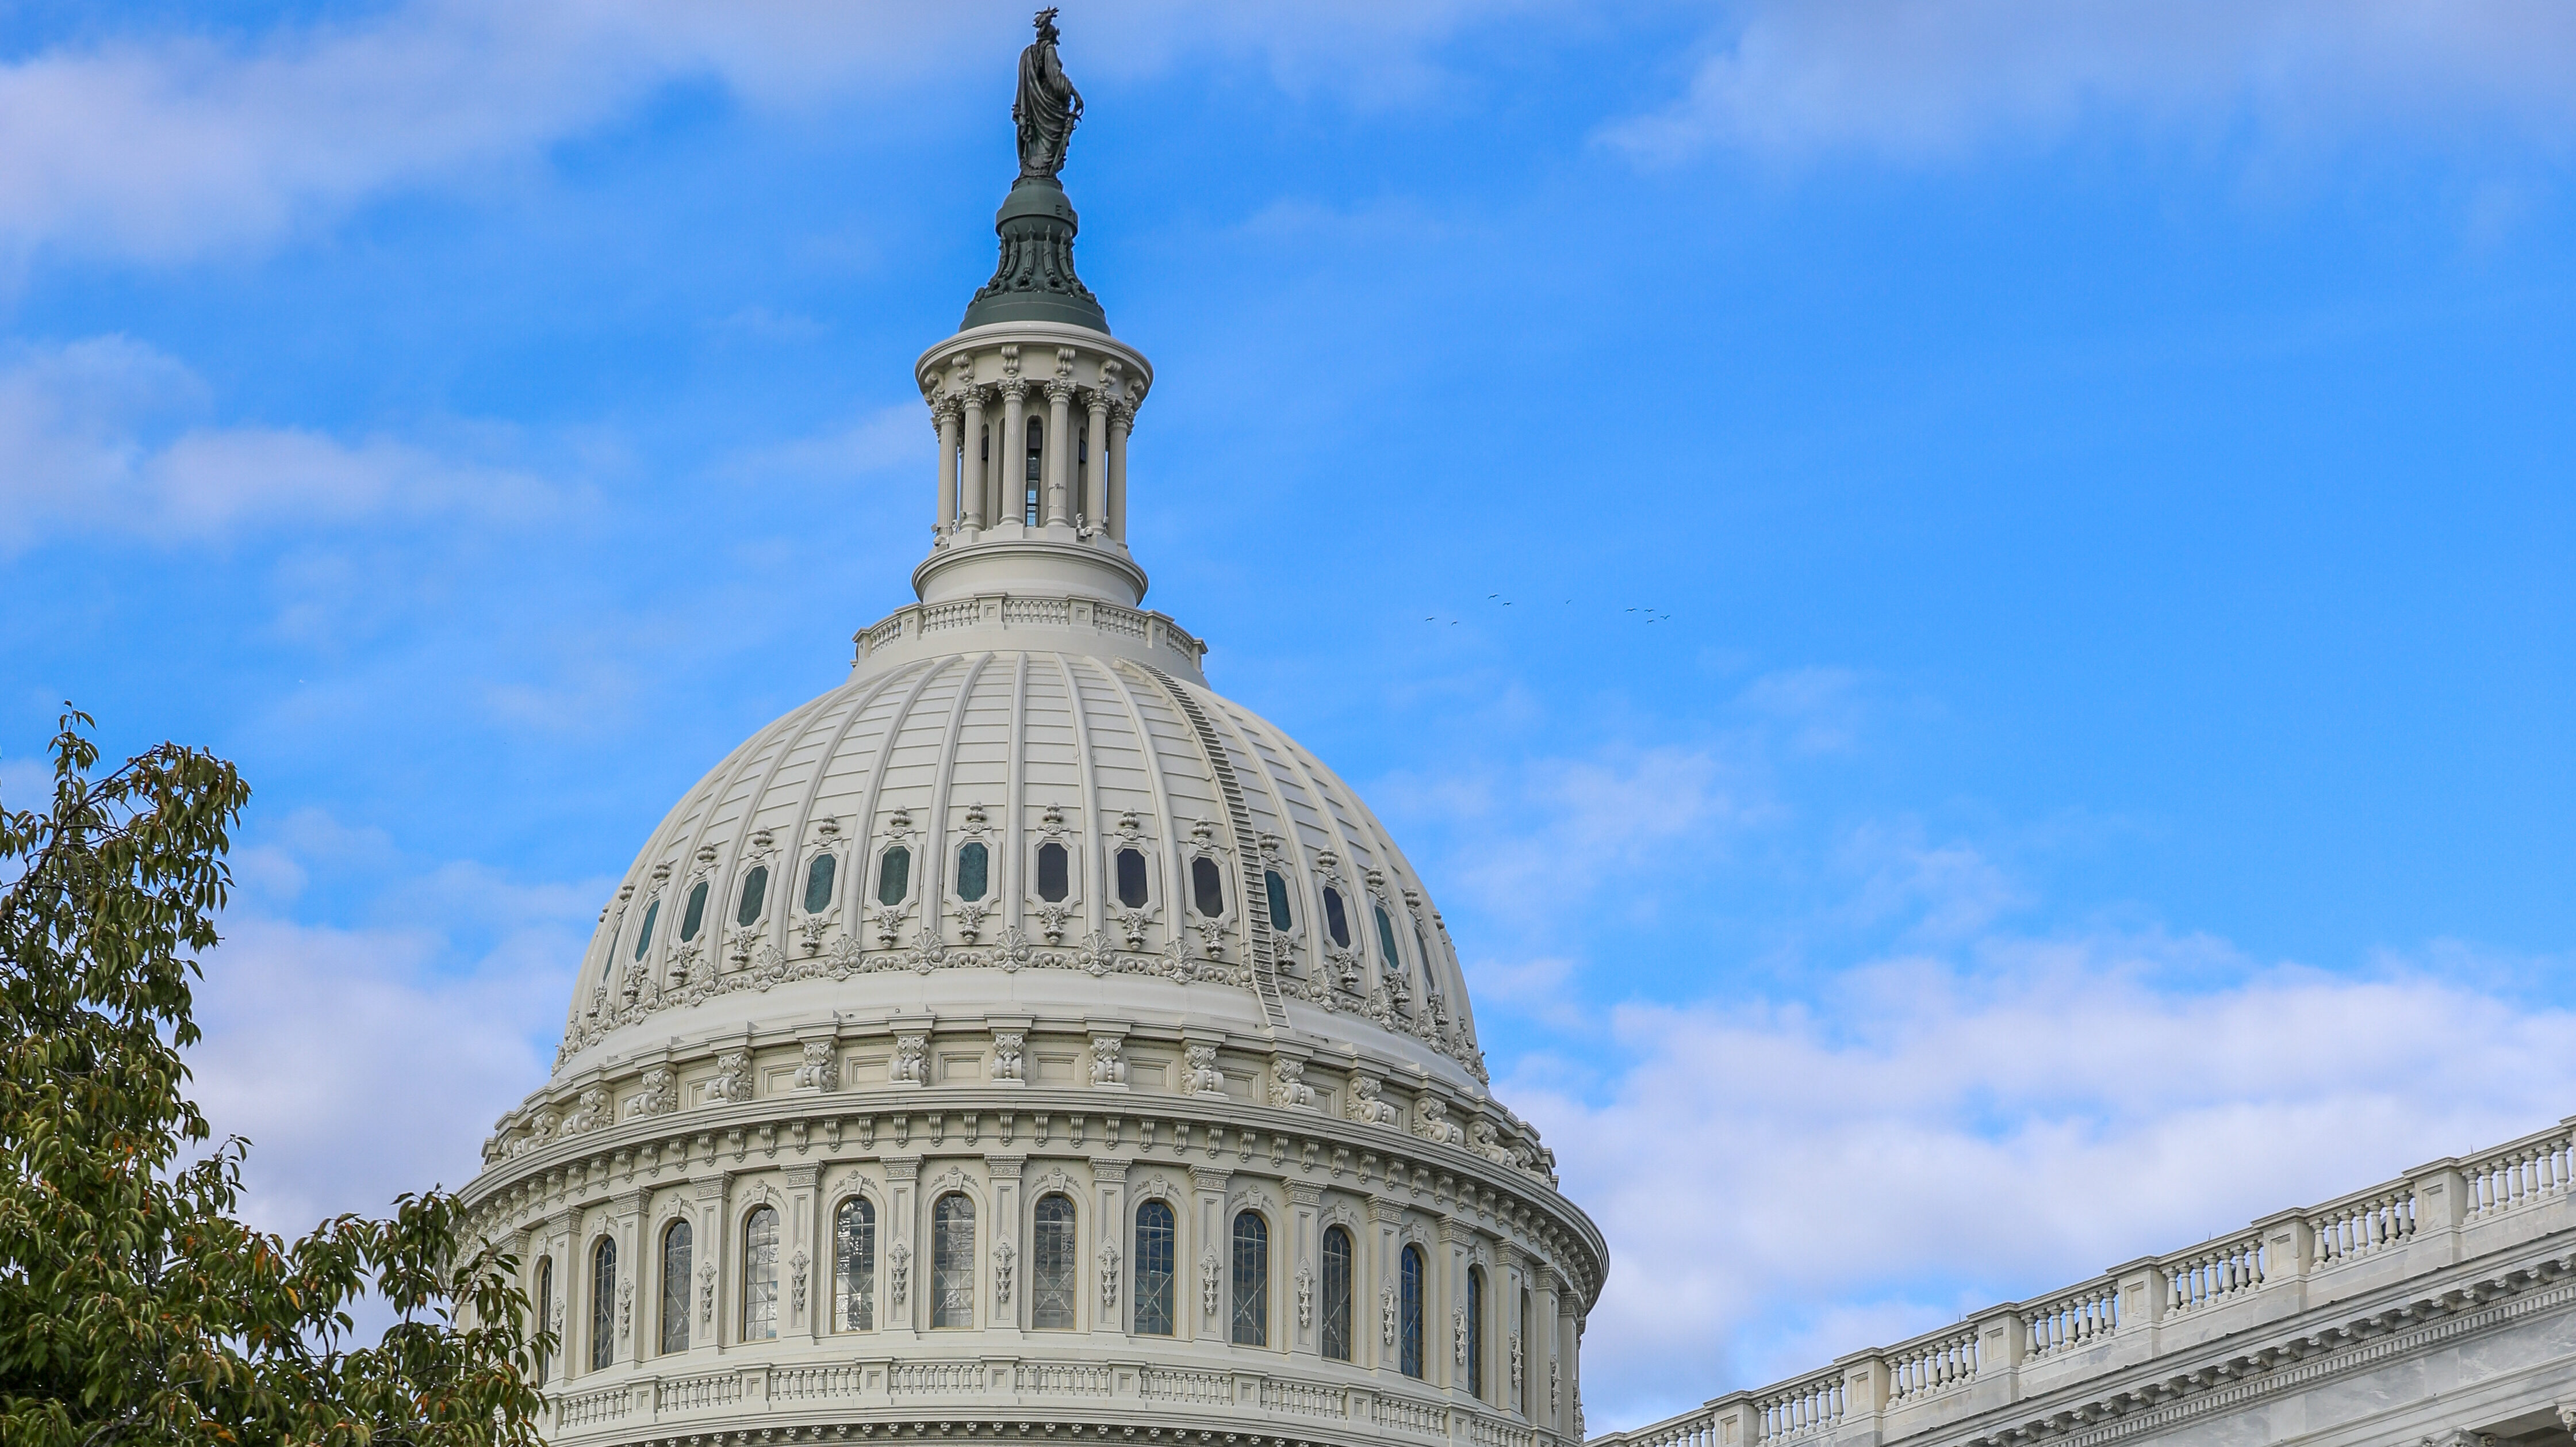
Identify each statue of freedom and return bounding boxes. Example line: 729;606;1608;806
1014;9;1083;182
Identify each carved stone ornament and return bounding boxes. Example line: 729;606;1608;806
707;1052;753;1105
1347;1075;1399;1126
1098;1238;1122;1307
794;1040;838;1092
1200;1247;1222;1318
1295;1261;1314;1329
790;1248;810;1318
1511;1330;1524;1394
699;1261;715;1326
888;1238;913;1310
618;1277;632;1341
1551;1356;1562;1412
1454;1305;1467;1364
991;1030;1026;1082
1181;1042;1225;1096
1090;1034;1126;1086
1270;1056;1315;1110
1471;1118;1517;1166
1381;1284;1398;1345
560;1087;609;1136
624;1066;677;1119
891;1034;929;1086
992;1237;1017;1306
1414;1096;1466;1146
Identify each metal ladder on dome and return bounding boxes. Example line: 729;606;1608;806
1131;662;1290;1030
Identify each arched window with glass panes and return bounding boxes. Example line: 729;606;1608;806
1032;1194;1079;1329
835;1197;876;1331
1399;1245;1426;1379
660;1220;691;1354
932;1194;976;1328
1230;1211;1268;1346
1133;1199;1176;1335
741;1207;780;1342
589;1238;617;1372
1320;1226;1354;1362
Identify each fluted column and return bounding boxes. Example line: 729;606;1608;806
1044;380;1074;526
1084;392;1110;532
1107;401;1134;542
960;391;988;531
1000;381;1029;529
933;397;961;539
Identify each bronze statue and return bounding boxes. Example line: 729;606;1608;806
1014;9;1083;182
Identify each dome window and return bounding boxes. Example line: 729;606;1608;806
589;1238;617;1372
1229;1210;1268;1347
931;1193;976;1328
1114;847;1148;909
660;1219;692;1354
735;865;769;929
1023;416;1044;524
1375;904;1405;971
1322;887;1352;948
631;897;659;961
1132;1199;1176;1336
532;1257;553;1386
877;847;911;906
742;1205;780;1341
1190;856;1225;918
1263;869;1292;932
1320;1225;1354;1362
1036;841;1070;902
1398;1243;1426;1379
956;841;990;902
835;1197;876;1331
1467;1265;1486;1399
803;852;836;914
679;881;708;942
1032;1193;1078;1329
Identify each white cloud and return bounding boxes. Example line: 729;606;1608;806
0;336;557;549
1612;0;2576;164
0;1;1546;267
187;861;593;1235
1522;943;2576;1429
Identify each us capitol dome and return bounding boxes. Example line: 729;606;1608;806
462;17;1607;1447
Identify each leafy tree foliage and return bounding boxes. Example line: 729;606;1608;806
0;710;549;1447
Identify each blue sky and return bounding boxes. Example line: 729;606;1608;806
6;1;2576;1429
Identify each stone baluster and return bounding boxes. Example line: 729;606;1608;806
1044;380;1074;526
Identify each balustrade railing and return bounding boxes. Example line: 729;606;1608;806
1141;1366;1232;1404
2021;1279;2119;1358
889;1361;983;1395
2163;1232;2264;1313
1373;1393;1451;1437
558;1386;632;1427
2309;1188;2415;1266
2464;1128;2576;1220
768;1364;862;1402
1885;1329;1979;1404
1015;1362;1113;1396
1619;1407;1721;1447
1756;1371;1846;1444
1260;1379;1349;1418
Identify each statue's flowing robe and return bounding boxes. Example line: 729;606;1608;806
1014;40;1082;180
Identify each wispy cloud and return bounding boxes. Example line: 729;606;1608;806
1525;943;2576;1428
0;336;559;549
1611;0;2576;164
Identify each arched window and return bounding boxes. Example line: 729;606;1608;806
877;846;910;906
1024;415;1044;524
741;1207;779;1341
659;1220;692;1354
1399;1245;1425;1379
1520;1287;1535;1415
1320;1226;1354;1362
590;1238;617;1372
1230;1211;1268;1346
631;897;658;961
678;881;708;943
1133;1199;1176;1335
1375;904;1404;971
1322;887;1352;948
1263;869;1292;932
1467;1265;1486;1399
1036;841;1070;902
834;1197;876;1331
1191;856;1225;918
1114;848;1148;909
1032;1193;1078;1329
932;1193;976;1328
735;865;768;928
956;841;989;902
533;1256;554;1386
803;852;835;913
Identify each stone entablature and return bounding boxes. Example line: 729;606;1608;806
1591;1116;2576;1447
854;595;1208;686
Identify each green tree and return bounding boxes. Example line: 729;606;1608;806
0;710;549;1447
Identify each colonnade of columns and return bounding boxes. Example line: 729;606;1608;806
933;382;1133;544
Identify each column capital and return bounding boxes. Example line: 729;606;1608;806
1045;377;1076;404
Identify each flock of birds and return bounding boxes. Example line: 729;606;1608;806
1420;594;1677;626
